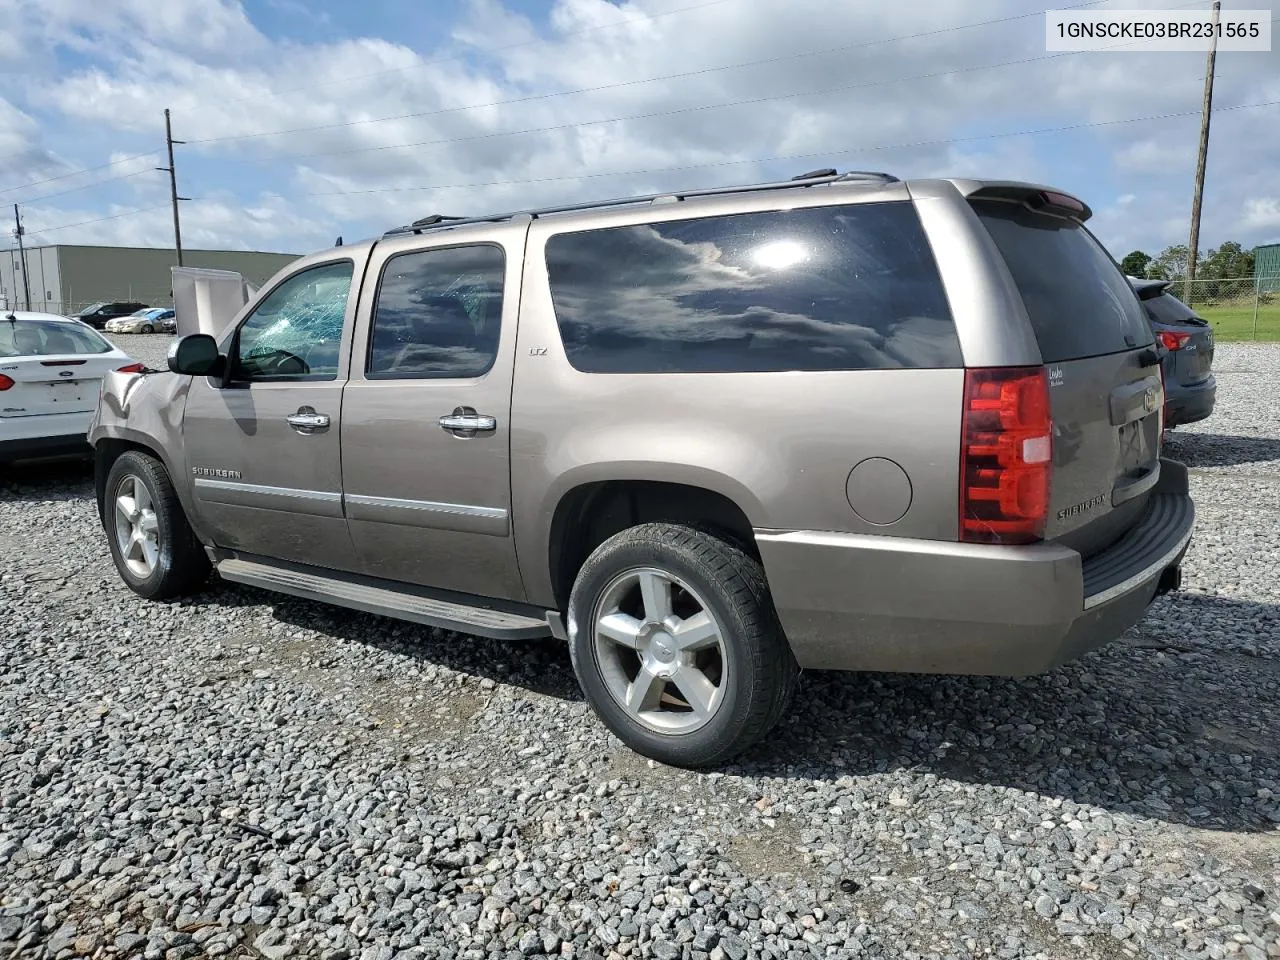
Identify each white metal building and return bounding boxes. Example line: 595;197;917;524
0;244;300;316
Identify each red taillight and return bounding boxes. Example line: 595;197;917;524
116;363;146;374
960;366;1053;545
1157;330;1191;351
0;374;13;391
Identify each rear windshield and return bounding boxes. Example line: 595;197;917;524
972;200;1152;362
0;319;114;358
1144;291;1205;326
545;201;962;374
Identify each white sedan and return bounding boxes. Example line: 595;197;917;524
1;311;143;464
104;308;175;334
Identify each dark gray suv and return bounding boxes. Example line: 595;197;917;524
1130;278;1217;428
90;171;1195;767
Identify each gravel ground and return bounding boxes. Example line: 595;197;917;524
1;337;1278;960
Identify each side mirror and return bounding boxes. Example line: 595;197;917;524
167;334;225;377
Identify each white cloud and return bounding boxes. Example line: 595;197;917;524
1242;198;1280;233
0;0;1277;258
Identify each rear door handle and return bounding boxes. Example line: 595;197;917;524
286;407;330;433
439;407;497;436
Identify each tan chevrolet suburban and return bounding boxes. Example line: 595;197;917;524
90;170;1195;767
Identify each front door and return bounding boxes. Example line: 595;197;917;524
340;226;527;601
182;257;362;571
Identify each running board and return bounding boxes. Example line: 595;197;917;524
215;557;553;641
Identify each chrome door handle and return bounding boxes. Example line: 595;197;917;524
286;408;330;432
438;408;497;435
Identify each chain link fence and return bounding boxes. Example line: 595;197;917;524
0;292;177;316
1174;275;1280;341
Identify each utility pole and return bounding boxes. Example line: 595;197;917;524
1185;0;1221;303
12;204;30;311
157;108;189;266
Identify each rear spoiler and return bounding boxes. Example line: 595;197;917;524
1130;279;1173;301
951;181;1094;222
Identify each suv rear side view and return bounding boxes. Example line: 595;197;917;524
89;171;1194;767
1130;278;1217;427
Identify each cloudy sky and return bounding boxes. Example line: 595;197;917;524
0;0;1277;261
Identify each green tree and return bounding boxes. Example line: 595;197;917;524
1119;250;1153;277
1199;241;1254;280
1149;244;1191;281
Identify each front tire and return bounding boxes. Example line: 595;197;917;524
104;451;210;599
567;523;797;768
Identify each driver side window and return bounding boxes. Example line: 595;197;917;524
232;260;354;382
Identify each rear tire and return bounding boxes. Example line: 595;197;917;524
140;324;154;334
567;522;797;768
104;451;210;599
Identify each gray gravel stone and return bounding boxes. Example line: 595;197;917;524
0;338;1276;960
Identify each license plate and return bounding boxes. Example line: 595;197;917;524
1117;418;1156;472
46;381;84;402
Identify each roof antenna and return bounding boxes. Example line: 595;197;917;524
334;235;343;247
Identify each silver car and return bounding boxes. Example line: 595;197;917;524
89;171;1194;766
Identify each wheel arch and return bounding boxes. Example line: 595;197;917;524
544;476;761;612
93;432;203;542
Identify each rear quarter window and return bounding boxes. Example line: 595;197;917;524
544;201;962;373
972;200;1152;362
1144;292;1204;326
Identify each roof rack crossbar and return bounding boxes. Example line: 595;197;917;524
380;170;899;238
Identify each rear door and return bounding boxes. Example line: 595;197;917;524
340;225;526;600
0;320;127;421
972;199;1161;557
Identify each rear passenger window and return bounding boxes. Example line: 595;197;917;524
367;245;504;379
545;202;961;373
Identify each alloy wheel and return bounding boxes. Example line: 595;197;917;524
114;475;160;579
591;567;728;734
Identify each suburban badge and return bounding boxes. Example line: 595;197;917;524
1057;493;1106;520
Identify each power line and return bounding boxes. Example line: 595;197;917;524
211;0;743;109
0;0;1182;201
16;169;158;206
216;43;1202;168
187;0;1114;146
0;151;162;196
28;203;175;235
212;97;1280;203
19;98;1278;238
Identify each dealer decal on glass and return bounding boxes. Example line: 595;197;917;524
1046;9;1272;52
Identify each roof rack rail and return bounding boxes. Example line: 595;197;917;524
379;169;899;238
837;170;900;183
412;214;465;227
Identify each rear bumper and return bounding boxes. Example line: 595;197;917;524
756;458;1194;676
0;411;94;462
1165;375;1216;427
